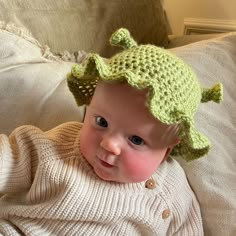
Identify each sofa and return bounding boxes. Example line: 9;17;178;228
0;0;235;235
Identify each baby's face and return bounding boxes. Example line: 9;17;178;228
80;81;178;183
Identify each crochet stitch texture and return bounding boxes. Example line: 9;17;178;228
67;28;223;161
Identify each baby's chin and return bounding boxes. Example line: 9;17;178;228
93;169;118;182
82;153;150;183
92;165;126;183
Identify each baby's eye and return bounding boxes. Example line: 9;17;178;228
96;116;108;128
129;135;144;146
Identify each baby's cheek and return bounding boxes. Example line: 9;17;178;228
80;128;99;160
80;138;87;157
124;156;158;182
80;129;91;158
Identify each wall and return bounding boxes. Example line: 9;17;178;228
162;0;236;35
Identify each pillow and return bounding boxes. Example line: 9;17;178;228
0;0;169;57
169;33;236;236
0;22;85;135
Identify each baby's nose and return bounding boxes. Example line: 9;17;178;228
100;135;121;156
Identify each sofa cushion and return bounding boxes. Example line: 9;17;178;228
0;0;169;57
0;23;85;135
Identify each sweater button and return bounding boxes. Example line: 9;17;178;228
145;179;156;189
162;209;171;219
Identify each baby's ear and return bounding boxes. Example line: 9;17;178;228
163;138;180;160
164;147;172;158
173;137;181;146
160;147;173;164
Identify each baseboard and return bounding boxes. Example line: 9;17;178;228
183;18;236;35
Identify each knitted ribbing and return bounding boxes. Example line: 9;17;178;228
67;28;223;161
0;122;203;235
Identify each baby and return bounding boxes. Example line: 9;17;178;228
0;28;222;235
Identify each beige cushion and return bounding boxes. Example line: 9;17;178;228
170;33;236;236
0;24;85;135
0;0;169;57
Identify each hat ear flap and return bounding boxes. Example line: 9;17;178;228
67;64;94;106
171;115;210;161
67;54;110;106
84;54;110;78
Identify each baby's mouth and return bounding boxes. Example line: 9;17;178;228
97;154;115;168
99;159;114;168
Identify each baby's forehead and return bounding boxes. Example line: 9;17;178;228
93;81;173;127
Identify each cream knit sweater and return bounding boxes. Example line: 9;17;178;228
0;122;203;236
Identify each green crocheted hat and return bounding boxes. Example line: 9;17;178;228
67;28;223;161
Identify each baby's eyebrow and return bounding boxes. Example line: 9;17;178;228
88;104;103;113
89;104;110;120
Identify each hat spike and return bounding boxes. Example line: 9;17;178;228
110;28;138;49
201;83;223;103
